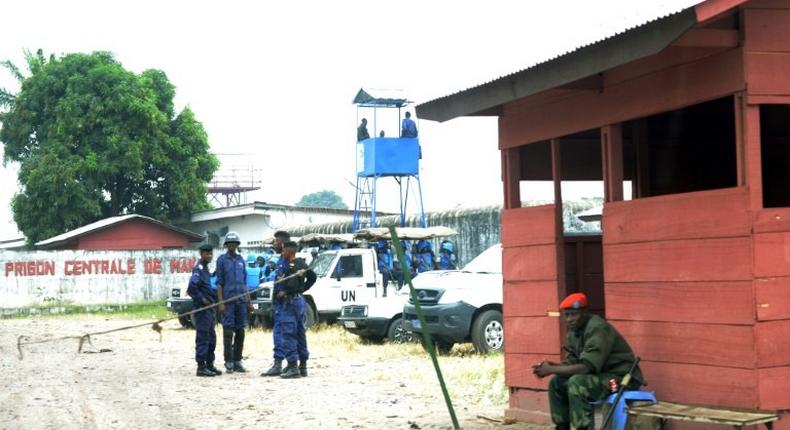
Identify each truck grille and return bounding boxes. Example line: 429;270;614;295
261;287;271;299
408;289;443;305
342;305;367;317
171;289;180;298
403;313;439;324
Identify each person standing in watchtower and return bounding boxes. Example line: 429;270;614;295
216;232;253;374
357;118;370;141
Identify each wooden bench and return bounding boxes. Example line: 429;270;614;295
627;401;779;430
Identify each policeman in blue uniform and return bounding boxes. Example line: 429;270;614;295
273;241;316;379
261;230;291;377
188;243;221;377
216;232;253;373
375;240;393;297
438;240;458;270
413;240;436;273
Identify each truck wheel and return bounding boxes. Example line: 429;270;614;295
387;317;408;343
305;301;317;329
178;316;194;329
471;310;504;353
418;334;454;354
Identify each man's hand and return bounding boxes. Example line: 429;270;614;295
219;303;225;315
276;291;286;300
531;361;558;379
247;302;254;313
296;269;306;277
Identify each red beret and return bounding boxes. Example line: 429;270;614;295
559;293;588;310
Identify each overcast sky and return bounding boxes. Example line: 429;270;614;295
0;0;700;240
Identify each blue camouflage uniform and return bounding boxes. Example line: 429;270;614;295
414;240;435;273
216;252;249;330
272;257;316;363
187;261;217;366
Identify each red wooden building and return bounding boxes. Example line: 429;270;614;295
417;0;790;425
35;214;204;250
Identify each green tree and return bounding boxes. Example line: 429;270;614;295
296;190;348;210
0;50;218;244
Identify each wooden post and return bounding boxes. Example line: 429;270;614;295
551;138;567;345
502;148;521;209
744;104;762;210
601;124;624;202
633;119;650;198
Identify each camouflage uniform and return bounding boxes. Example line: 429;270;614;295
549;314;643;429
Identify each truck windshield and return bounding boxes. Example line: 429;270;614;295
310;252;337;278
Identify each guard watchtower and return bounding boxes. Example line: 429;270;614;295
352;88;427;231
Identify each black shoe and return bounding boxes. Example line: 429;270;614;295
280;363;301;379
196;366;216;377
224;362;235;374
207;364;222;376
234;361;247;373
299;360;308;377
261;360;283;377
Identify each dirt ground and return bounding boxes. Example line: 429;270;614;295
1;317;549;430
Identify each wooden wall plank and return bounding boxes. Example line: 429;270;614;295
603;187;750;244
604;238;752;282
758;367;790;410
503;245;558;282
504;317;561;355
501;205;556;247
499;48;745;147
612;320;756;369
746;53;790;96
755;320;790;368
639;361;758;408
754;232;790;277
755;277;790;321
505;352;560;390
754;208;790;233
744;9;790;52
503;281;559;318
606;282;755;324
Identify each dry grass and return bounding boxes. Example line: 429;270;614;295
250;323;509;406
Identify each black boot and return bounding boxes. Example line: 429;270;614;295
280;361;301;379
261;359;283;377
555;424;570;430
299;359;308;377
196;362;215;377
223;329;234;373
234;360;247;373
207;362;222;376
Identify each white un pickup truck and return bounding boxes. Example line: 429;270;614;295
402;244;503;354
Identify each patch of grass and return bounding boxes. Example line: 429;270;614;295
8;300;170;320
297;324;508;405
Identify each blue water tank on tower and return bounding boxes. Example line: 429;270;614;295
357;138;420;177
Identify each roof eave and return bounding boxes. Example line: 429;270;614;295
416;7;698;123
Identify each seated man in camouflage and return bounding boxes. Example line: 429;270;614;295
532;293;643;430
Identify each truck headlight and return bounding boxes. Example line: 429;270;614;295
437;289;464;305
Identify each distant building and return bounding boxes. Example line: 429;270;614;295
180;201;389;249
35;214;203;250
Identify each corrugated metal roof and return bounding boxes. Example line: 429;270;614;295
416;5;702;122
36;214;203;248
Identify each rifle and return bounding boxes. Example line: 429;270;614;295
600;356;641;430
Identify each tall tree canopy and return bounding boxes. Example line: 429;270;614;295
0;50;218;243
296;190;348;210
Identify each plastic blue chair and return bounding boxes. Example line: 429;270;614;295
592;391;657;430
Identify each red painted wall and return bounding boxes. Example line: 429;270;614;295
75;220;190;250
